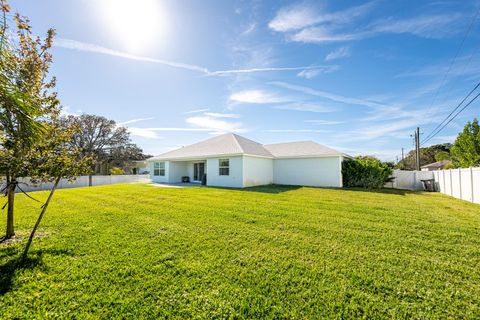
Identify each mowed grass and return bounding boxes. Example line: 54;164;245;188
1;184;480;319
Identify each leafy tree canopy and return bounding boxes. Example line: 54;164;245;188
395;143;452;170
451;118;480;168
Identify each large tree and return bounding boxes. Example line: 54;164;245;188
395;143;452;170
62;114;149;178
0;4;58;239
451;118;480;168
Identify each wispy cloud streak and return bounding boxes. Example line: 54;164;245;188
55;38;334;77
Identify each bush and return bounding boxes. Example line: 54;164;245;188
342;157;393;189
110;167;125;175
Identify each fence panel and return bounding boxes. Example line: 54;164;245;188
433;167;480;204
385;170;434;191
0;175;151;193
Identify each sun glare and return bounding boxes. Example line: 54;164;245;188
99;0;166;53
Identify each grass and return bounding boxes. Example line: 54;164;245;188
1;183;480;319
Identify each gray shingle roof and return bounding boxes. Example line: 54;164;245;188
263;141;342;158
148;133;342;161
148;133;272;160
421;160;451;169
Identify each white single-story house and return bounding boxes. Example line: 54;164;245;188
147;133;346;188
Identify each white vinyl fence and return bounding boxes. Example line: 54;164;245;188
385;170;434;191
433;168;480;204
1;174;151;193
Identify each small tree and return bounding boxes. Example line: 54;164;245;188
22;121;92;259
0;5;58;239
451;118;480;168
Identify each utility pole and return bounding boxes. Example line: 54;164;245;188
401;148;404;162
415;127;421;171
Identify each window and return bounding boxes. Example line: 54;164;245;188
154;162;165;176
219;159;229;176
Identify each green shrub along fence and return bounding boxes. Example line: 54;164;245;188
342;157;393;189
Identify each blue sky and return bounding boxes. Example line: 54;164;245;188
9;0;480;160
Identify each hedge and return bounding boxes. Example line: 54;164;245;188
342;157;393;189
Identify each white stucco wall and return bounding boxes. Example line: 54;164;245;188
168;161;188;183
206;156;243;188
273;156;342;187
243;156;273;187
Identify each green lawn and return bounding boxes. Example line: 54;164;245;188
1;184;479;319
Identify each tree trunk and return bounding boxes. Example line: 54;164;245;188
22;177;60;261
5;178;16;239
88;174;92;187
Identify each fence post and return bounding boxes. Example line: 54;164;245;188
442;170;445;194
449;169;453;196
458;168;462;200
471;167;475;203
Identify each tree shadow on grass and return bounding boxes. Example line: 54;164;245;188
341;187;418;196
242;184;303;194
244;185;418;196
0;248;73;296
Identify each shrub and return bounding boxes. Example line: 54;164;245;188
342;156;393;189
110;167;125;175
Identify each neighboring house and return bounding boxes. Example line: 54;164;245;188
421;160;451;171
146;133;346;188
132;160;149;174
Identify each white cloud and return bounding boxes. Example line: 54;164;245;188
268;2;375;32
119;117;154;125
325;46;350;61
268;4;320;32
370;14;462;38
127;127;163;139
269;2;464;45
290;14;464;44
273;103;335;113
229;90;287;104
55;38;209;73
241;23;257;36
204;112;241;118
262;129;329;133
305;119;344;125
270;81;387;109
55;38;329;77
209;66;329;76
292;27;363;43
297;65;340;79
183;108;210;114
128;127;210;137
186;116;247;133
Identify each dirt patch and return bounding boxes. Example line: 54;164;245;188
0;231;49;246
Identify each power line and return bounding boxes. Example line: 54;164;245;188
421;6;480;122
422;80;480;144
421;90;480;146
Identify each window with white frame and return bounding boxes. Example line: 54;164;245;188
154;162;165;176
219;159;229;176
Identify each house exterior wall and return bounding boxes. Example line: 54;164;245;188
243;156;273;187
206;156;243;188
273;156;342;187
168;161;188;183
150;160;170;183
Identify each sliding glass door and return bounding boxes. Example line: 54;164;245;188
193;162;205;182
